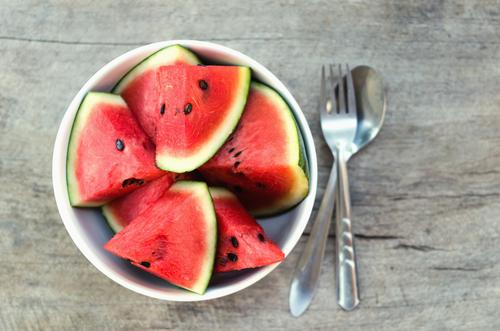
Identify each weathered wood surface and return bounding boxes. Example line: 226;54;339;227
1;0;500;330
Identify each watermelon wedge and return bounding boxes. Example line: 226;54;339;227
209;187;284;272
104;181;217;294
200;82;309;216
113;45;200;140
67;92;164;207
102;173;181;232
155;65;251;173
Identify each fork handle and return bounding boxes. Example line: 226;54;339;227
289;159;337;316
335;149;360;311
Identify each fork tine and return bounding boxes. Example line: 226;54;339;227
345;64;356;116
329;64;337;114
320;65;327;114
337;64;346;113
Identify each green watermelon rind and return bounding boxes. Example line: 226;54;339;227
112;44;201;94
248;82;309;217
102;205;124;233
168;181;217;294
66;92;128;207
296;122;308;176
156;66;252;173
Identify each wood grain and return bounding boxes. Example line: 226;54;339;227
1;0;500;330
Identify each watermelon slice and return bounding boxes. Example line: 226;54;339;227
155;65;251;173
67;92;164;207
209;187;284;272
200;82;309;216
102;173;180;232
104;181;217;294
113;45;200;140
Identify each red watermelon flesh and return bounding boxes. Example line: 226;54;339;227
155;65;251;173
102;172;184;232
113;45;200;140
104;181;217;294
67;93;164;207
210;187;284;272
200;82;309;216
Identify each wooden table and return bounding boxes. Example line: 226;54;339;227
2;1;500;330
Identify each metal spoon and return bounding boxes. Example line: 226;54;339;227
289;65;386;316
349;66;387;156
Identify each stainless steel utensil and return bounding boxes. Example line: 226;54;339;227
333;64;359;311
335;65;386;310
290;64;358;315
289;65;386;316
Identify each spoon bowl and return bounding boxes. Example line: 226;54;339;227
351;65;387;156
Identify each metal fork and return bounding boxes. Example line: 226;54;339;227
289;64;359;316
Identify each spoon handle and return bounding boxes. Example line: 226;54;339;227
335;150;360;311
289;160;337;317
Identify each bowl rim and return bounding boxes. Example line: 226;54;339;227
52;40;318;301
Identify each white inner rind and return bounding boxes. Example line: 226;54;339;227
168;181;217;295
101;205;123;233
66;93;128;207
156;67;251;173
113;45;201;94
208;187;236;200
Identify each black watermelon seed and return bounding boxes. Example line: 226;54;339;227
160;103;165;115
184;103;193;115
258;233;265;242
227;253;238;262
122;178;145;188
140;261;150;268
121;178;133;187
234;185;243;193
217;257;228;266
256;182;266;189
115;139;124;151
199;80;208;90
228;147;235;154
233;150;243;157
234;161;241;169
197;64;206;66
227;136;234;142
230;236;239;248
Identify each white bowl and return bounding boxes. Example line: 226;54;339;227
52;40;318;301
